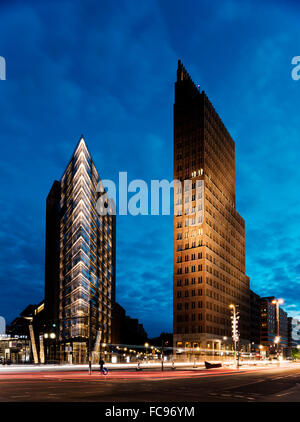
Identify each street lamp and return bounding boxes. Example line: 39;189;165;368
223;336;227;353
144;343;149;361
43;332;56;363
272;298;284;360
229;304;240;368
249;341;254;359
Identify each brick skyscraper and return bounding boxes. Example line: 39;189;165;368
173;61;250;354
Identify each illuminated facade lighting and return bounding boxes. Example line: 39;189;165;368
173;60;250;352
45;136;116;363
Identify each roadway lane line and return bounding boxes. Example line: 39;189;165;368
276;392;291;397
11;395;29;398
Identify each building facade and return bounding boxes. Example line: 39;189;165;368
0;335;31;364
249;290;261;346
288;317;300;348
173;61;250;354
45;137;116;363
260;297;288;355
6;301;45;364
0;316;5;335
112;302;148;347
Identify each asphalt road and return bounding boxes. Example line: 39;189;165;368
0;364;300;402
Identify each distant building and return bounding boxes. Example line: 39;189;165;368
150;333;173;348
288;317;300;348
260;297;288;355
122;316;147;346
7;301;45;338
111;302;124;345
5;301;45;364
44;137;116;363
249;290;260;346
112;303;148;346
0;316;5;335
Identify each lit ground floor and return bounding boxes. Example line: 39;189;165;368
173;333;249;355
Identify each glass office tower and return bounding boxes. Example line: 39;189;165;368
45;137;115;363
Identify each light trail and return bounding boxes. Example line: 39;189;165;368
0;363;299;383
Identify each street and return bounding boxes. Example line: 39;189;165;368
0;363;300;402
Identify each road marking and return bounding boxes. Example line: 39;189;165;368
276;392;291;397
11;395;28;398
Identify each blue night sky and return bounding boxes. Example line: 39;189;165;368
0;0;300;337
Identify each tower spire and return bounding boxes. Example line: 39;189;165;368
176;59;200;90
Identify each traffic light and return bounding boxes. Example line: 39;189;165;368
230;308;240;342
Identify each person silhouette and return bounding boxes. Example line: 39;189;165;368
99;357;105;373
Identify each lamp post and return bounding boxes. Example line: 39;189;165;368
101;342;106;364
272;298;284;360
222;336;227;361
144;343;149;362
249;341;254;360
274;336;280;362
222;336;227;353
161;341;169;371
88;299;92;375
44;332;56;363
229;304;240;368
161;341;164;371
